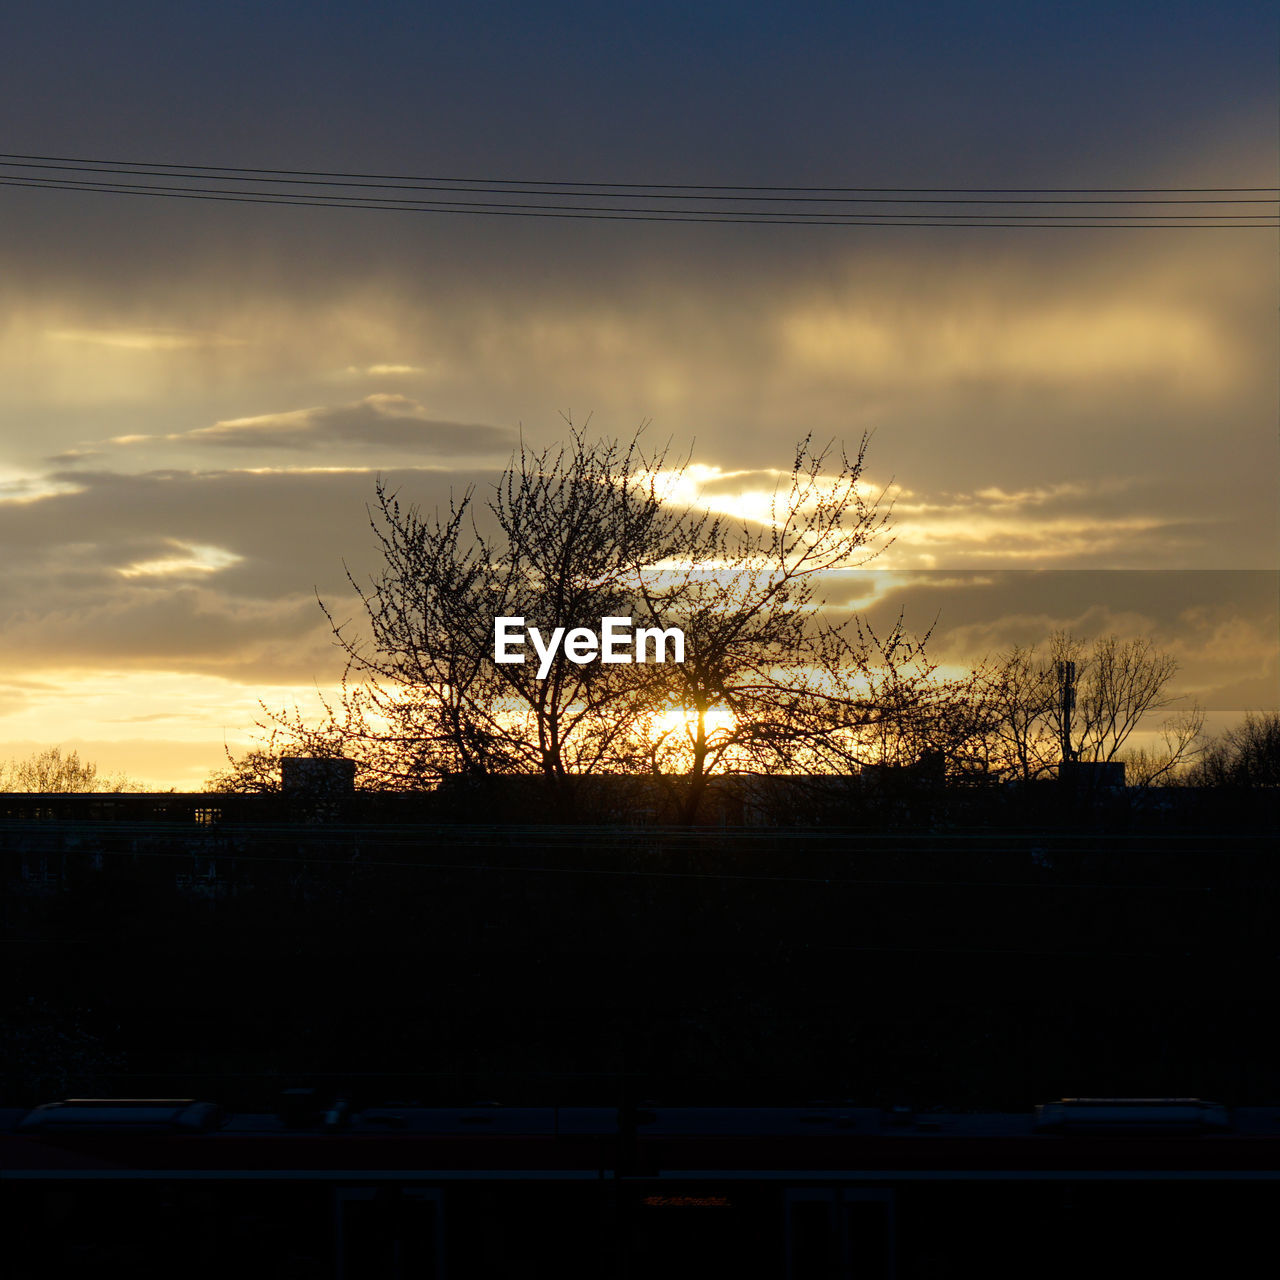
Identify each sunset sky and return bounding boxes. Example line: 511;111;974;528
0;2;1276;788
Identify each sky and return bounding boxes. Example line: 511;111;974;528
0;2;1276;788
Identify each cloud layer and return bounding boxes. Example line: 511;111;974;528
0;3;1273;784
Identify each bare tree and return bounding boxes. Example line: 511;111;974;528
983;632;1201;782
219;426;956;819
1075;634;1187;763
610;434;990;819
1188;710;1280;788
323;429;680;790
625;436;895;817
984;643;1059;781
1;746;139;793
207;679;458;794
1118;706;1206;787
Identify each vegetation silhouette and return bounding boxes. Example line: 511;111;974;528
980;633;1203;785
1190;710;1280;788
0;746;141;793
212;428;975;820
207;427;1219;816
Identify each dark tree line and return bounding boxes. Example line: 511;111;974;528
1189;711;1280;788
208;428;1227;817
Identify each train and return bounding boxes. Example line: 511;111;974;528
3;1096;1277;1277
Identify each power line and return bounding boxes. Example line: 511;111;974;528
0;151;1274;228
0;175;1273;229
3;173;1275;220
1;159;1275;205
1;150;1275;194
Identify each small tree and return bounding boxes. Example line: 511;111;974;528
323;428;680;788
206;684;445;793
0;746;139;793
626;435;903;819
983;632;1202;782
1116;706;1206;787
984;643;1059;781
1188;711;1280;788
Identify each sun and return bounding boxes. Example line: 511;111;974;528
653;704;737;742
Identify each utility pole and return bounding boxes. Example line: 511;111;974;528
1056;660;1077;766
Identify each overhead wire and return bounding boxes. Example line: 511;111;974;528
1;158;1276;204
1;150;1276;193
0;152;1274;228
2;174;1274;227
0;177;1269;228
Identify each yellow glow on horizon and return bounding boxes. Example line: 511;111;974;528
0;670;352;790
653;703;737;742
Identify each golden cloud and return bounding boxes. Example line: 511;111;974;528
46;327;247;351
778;299;1234;391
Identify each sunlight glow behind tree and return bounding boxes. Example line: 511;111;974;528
212;427;968;819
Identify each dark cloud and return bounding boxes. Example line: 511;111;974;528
0;465;498;677
182;395;514;455
1;461;1273;706
0;4;1272;782
828;569;1279;719
0;585;317;671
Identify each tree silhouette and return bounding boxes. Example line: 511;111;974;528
983;632;1202;782
1189;711;1280;788
625;435;921;819
216;427;966;819
325;428;681;789
0;746;139;793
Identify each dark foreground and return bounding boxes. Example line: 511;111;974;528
4;1097;1278;1278
3;789;1277;1274
3;790;1279;1108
